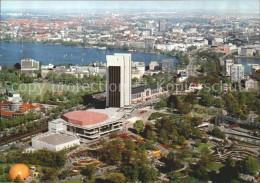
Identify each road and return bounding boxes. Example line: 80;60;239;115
187;53;199;77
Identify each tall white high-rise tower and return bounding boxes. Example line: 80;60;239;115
106;53;132;108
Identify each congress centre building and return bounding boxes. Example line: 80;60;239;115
48;108;126;142
31;53;132;151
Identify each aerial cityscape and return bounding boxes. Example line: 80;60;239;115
0;0;259;182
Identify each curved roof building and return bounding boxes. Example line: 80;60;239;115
62;111;108;126
9;164;30;181
49;108;125;142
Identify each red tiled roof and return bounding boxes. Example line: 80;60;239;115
0;110;14;116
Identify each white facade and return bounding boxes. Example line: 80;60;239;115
225;59;234;76
48;118;66;132
149;61;160;70
32;132;80;152
230;64;245;83
106;53;132;108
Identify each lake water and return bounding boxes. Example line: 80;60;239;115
235;57;260;73
0;42;259;73
0;42;177;66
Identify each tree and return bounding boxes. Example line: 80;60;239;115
211;127;225;139
194;165;209;181
177;136;186;145
167;95;180;109
0;166;4;175
241;156;260;175
14;63;21;70
139;165;158;182
0;156;7;164
145;130;157;142
41;168;58;181
120;163;139;182
107;173;126;183
133;120;144;134
184;93;198;105
177;102;192;114
81;165;95;182
58;170;68;180
226;156;236;168
159;129;168;144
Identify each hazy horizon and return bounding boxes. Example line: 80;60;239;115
1;0;259;12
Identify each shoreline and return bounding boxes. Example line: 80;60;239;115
0;41;178;67
235;56;260;59
0;40;165;56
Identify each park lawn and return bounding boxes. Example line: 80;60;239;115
208;162;225;171
18;83;97;99
194;143;213;153
178;175;197;181
62;179;81;183
149;112;170;120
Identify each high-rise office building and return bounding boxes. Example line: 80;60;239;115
230;64;245;83
225;59;234;76
106;53;132;108
159;20;167;32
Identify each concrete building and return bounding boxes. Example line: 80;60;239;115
240;47;255;56
106;53;132;108
188;83;203;92
230;64;245;83
162;59;174;73
149;61;161;71
178;72;188;83
243;78;258;90
159;20;167;32
32;132;80;152
251;65;260;81
132;83;168;103
225;59;235;76
132;62;145;79
48;108;125;142
21;58;40;76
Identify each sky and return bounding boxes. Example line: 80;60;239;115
1;0;259;11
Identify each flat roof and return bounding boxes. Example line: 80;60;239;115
34;132;78;145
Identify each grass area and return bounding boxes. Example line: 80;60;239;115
18;83;103;99
194;143;213;153
62;179;81;183
178;176;197;181
208;162;225;171
149;112;170;120
192;104;222;117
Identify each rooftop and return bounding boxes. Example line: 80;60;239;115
62;111;109;126
33;132;78;145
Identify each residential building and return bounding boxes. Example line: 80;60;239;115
21;58;40;76
188;83;203;92
132;61;145;79
149;61;161;70
106;53;132;108
240;47;255;56
162;59;174;73
243;78;258;90
251;65;260;81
